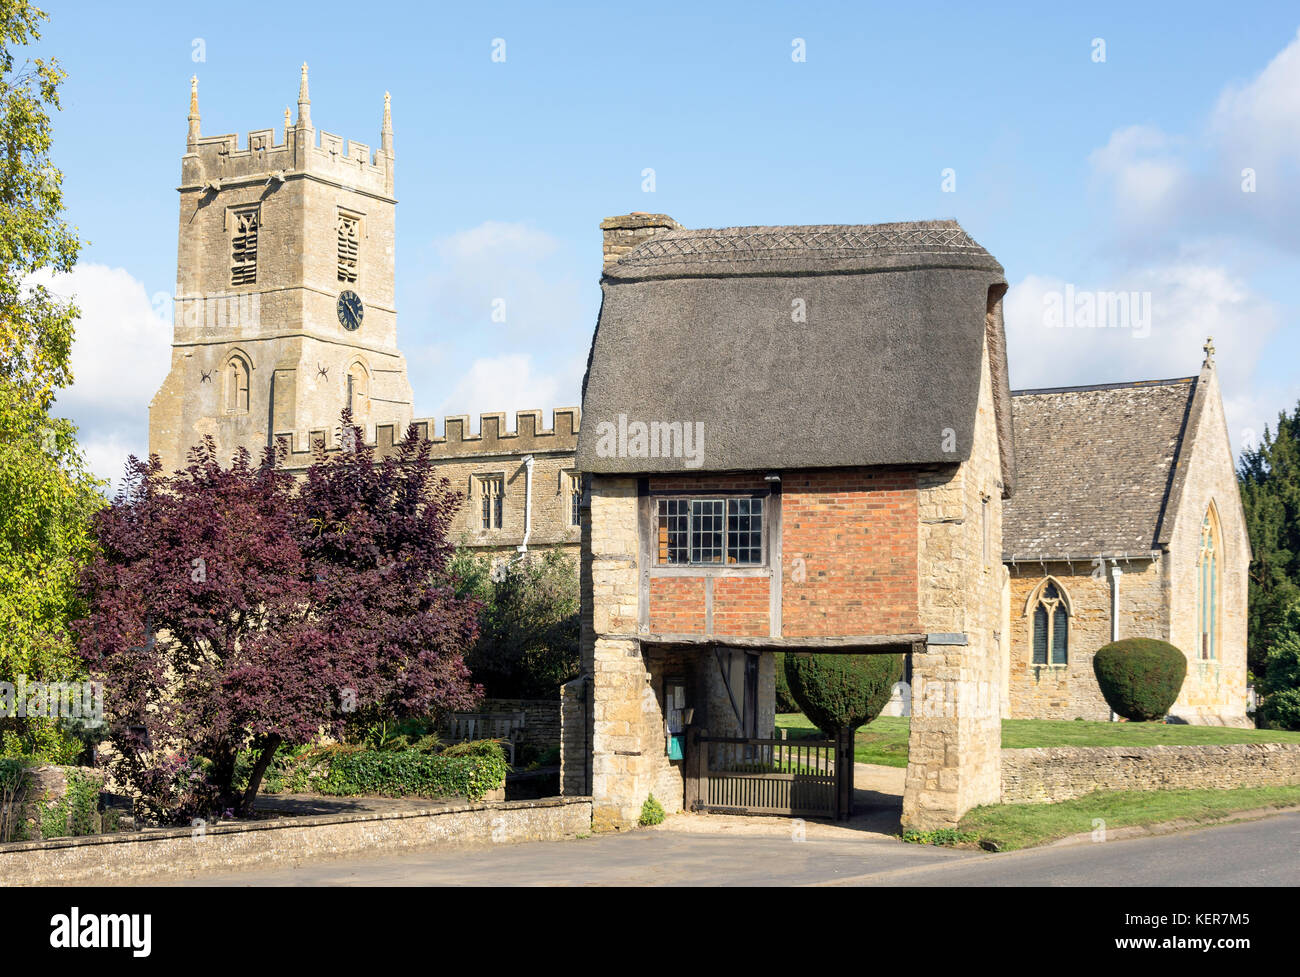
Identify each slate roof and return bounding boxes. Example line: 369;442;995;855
1002;377;1198;561
578;219;1016;487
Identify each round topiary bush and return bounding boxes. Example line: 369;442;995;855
1091;638;1187;722
784;652;903;735
773;652;799;713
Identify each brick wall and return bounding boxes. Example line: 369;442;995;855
648;578;706;634
713;576;770;636
782;470;920;637
1001;743;1300;803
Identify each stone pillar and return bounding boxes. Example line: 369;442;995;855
559;675;587;796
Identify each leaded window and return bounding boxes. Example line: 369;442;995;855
230;208;259;286
1199;509;1219;660
657;496;764;566
566;472;582;528
478;475;504;530
1031;581;1068;666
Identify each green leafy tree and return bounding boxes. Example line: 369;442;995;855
1257;600;1300;731
450;548;580;699
1238;401;1300;678
0;2;102;761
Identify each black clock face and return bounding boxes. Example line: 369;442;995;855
337;290;363;331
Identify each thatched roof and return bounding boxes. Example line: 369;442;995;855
1002;377;1198;561
577;219;1014;488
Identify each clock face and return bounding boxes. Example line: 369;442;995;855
337;290;363;331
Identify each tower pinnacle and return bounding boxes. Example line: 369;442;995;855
187;75;200;147
381;91;393;156
296;62;311;128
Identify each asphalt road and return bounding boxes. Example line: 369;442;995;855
176;810;1300;886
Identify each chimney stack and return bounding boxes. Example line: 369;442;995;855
600;213;682;274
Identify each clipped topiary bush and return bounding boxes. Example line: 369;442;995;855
784;653;903;735
1092;638;1187;722
773;652;799;713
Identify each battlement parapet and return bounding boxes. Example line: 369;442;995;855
274;407;581;470
182;125;392;197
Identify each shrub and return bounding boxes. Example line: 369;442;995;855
639;793;666;826
39;769;99;839
1092;639;1188;721
784;653;903;735
773;652;799;713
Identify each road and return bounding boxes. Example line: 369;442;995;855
175;810;1300;886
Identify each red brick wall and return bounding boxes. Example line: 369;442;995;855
781;470;920;637
649;577;706;634
713;576;770;636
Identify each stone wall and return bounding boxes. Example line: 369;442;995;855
2;796;593;886
904;317;1005;829
1001;743;1300;803
1006;557;1166;720
1164;366;1250;725
478;698;561;751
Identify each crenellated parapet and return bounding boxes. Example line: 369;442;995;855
180;67;394;198
274;407;581;470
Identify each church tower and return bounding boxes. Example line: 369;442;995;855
149;66;413;473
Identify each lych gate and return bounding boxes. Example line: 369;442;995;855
568;216;1015;832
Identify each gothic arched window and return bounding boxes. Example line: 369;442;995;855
1030;580;1069;666
225;353;250;414
1198;505;1221;660
346;361;369;425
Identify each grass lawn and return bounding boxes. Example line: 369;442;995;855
954;785;1300;851
774;713;1300;769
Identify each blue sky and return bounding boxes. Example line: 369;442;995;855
31;0;1300;483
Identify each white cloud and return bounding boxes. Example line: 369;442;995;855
1087;125;1188;226
1005;265;1277;389
1210;28;1300;165
35;263;171;485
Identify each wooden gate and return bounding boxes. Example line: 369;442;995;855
687;729;853;820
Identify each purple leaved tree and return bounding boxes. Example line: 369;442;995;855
76;417;481;823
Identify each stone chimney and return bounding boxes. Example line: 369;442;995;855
600;213;682;273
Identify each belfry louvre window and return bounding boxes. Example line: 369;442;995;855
337;213;360;283
230;208;259;286
478;475;504;530
657;497;764;566
1031;582;1068;666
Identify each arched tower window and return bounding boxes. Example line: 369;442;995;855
1027;578;1069;666
346;360;370;426
224;353;250;414
1198;505;1221;660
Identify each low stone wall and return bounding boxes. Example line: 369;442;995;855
2;796;592;886
477;698;562;751
1001;743;1300;804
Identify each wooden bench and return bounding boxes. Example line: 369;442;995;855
445;711;526;764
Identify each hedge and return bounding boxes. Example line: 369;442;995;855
251;740;510;802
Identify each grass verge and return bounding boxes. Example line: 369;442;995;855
953;785;1300;851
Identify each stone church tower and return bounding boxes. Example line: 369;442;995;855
149;66;413;473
